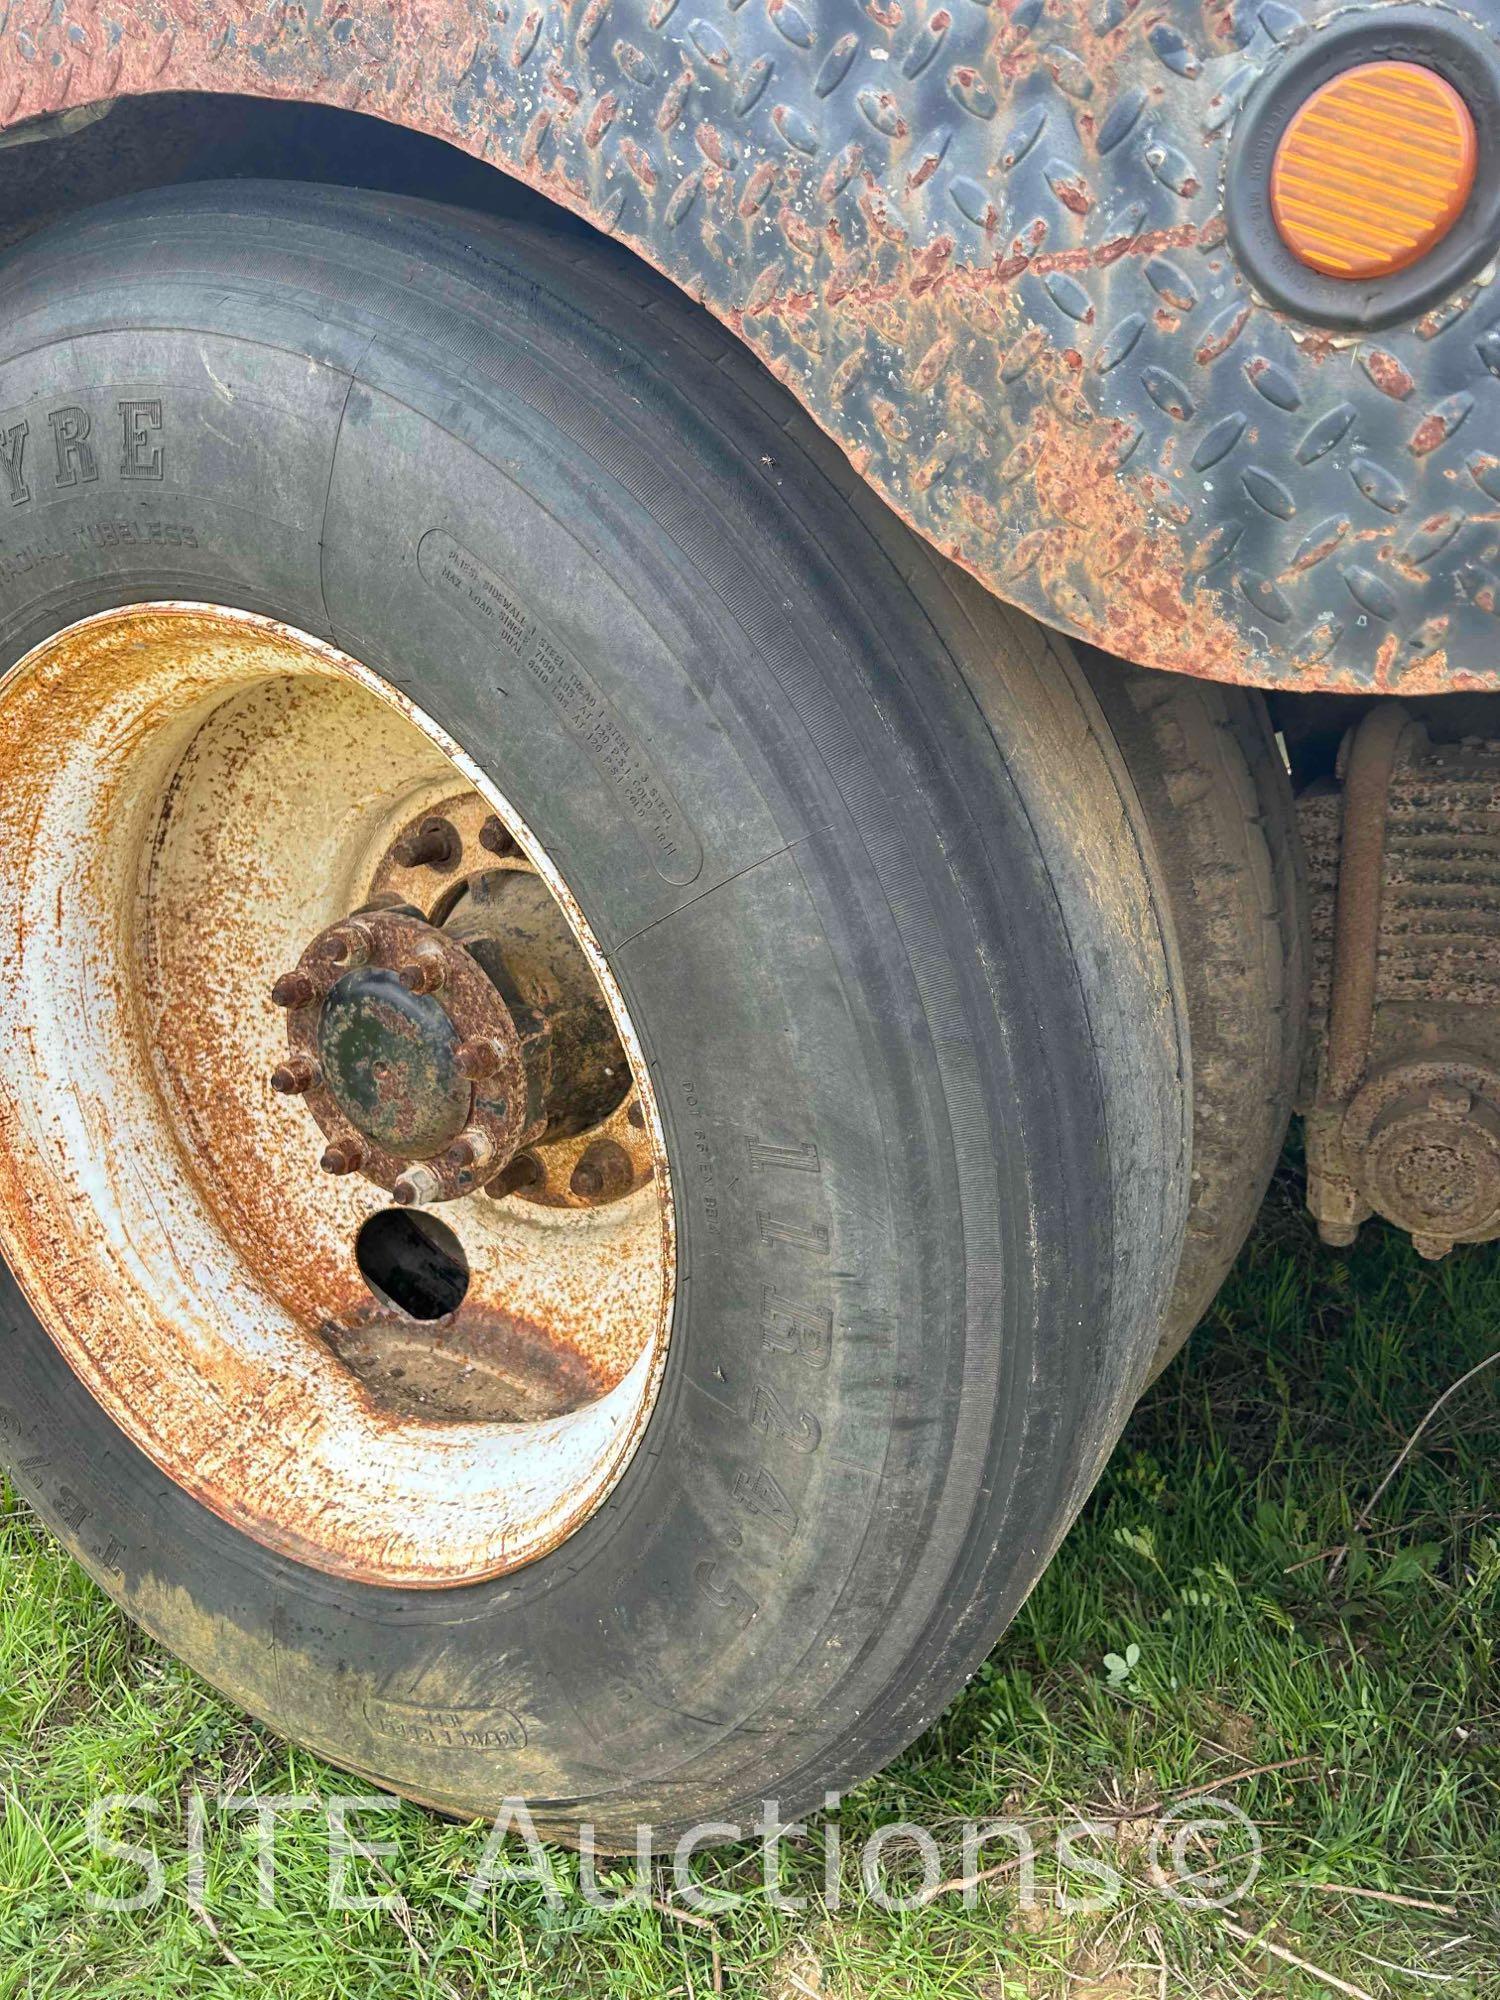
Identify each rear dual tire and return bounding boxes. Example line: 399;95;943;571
0;183;1190;1841
1083;654;1308;1379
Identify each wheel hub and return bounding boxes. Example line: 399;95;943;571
272;902;537;1204
1342;1054;1500;1259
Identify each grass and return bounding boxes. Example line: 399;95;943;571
2;1155;1498;1998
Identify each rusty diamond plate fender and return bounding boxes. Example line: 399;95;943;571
2;0;1499;695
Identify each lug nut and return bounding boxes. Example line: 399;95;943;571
478;815;518;857
1429;1085;1473;1119
488;1153;543;1199
271;970;316;1009
270;1056;318;1095
627;1100;646;1130
320;1139;365;1176
392;1164;445;1206
397;951;446;995
321;923;371;970
454;1038;503;1081
570;1139;634;1202
444;1128;495;1172
392;816;459;871
1412;1231;1455;1261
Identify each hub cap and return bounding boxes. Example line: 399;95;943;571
277;902;536;1204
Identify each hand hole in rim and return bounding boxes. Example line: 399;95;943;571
355;1207;470;1322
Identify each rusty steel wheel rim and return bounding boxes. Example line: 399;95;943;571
0;603;675;1587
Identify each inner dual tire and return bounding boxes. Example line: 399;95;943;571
0;183;1195;1842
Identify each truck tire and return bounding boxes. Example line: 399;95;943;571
0;183;1188;1845
1082;654;1308;1379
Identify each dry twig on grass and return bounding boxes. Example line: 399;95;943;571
1305;1881;1457;1918
1328;1350;1500;1582
1220;1915;1377;2000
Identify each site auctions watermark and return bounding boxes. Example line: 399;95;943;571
81;1790;1262;1916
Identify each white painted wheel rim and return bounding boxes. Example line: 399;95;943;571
0;604;674;1586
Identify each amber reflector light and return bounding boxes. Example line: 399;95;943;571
1270;61;1478;279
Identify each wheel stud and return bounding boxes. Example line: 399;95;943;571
478;815;518;857
320;1138;365;1175
392;1164;444;1206
444;1128;494;1173
488;1153;543;1199
570;1139;633;1202
322;923;370;969
392;816;459;870
270;1056;317;1095
397;952;445;995
271;970;316;1009
453;1037;502;1080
